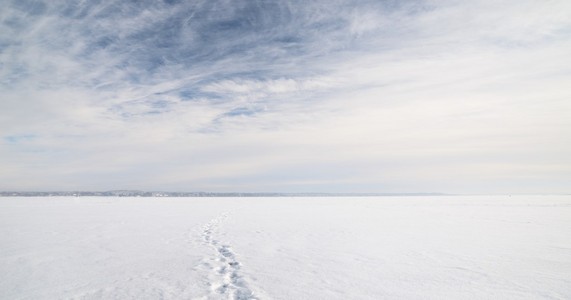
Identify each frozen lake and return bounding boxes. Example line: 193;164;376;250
1;196;570;299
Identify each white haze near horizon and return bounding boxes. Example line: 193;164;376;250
1;0;571;193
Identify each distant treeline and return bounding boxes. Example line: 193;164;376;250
0;191;447;197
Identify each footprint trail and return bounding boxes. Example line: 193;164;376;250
199;213;258;300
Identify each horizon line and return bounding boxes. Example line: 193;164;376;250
1;190;569;197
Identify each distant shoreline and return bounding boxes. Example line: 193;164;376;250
0;191;451;197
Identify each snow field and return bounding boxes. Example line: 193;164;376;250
0;196;570;299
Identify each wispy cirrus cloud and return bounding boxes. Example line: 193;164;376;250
1;0;570;193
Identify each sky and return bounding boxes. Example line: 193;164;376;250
1;0;570;193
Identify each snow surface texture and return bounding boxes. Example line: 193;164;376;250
0;196;570;300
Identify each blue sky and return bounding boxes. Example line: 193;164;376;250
1;0;570;193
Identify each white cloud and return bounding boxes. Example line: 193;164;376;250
1;0;570;193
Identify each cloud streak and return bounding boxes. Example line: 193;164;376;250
1;0;570;193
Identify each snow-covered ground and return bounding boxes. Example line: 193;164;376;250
1;196;570;300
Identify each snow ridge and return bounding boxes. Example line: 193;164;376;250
200;213;257;300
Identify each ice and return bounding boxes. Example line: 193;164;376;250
1;196;570;299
